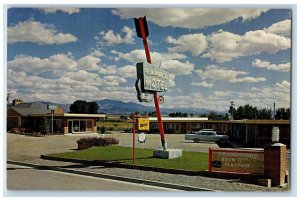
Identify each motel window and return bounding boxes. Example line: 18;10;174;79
222;124;227;133
166;123;174;129
151;123;158;129
49;119;62;132
192;123;201;129
80;121;86;132
87;120;93;131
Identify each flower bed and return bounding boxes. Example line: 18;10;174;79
77;137;119;150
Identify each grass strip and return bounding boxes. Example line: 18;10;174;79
48;146;208;171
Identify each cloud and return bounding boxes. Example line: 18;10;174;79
195;65;266;83
77;55;102;71
90;50;106;57
8;53;77;76
265;19;291;37
202;29;291;63
64;70;98;82
113;49;186;63
166;34;207;56
38;8;80;15
103;75;127;86
112;8;268;29
191;81;213;88
213;91;233;97
8;52;120;77
161;60;194;75
117;65;136;78
8;20;78;44
7;65;135;104
99;26;135;45
230;77;267;83
275;80;290;91
252;59;290;72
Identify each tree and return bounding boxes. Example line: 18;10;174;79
148;111;156;117
88;101;99;114
234;104;258;120
70;100;99;114
228;105;237;120
199;113;208;117
70;100;89;113
257;108;272;120
39;117;50;134
208;111;228;120
275;108;290;120
208;111;218;120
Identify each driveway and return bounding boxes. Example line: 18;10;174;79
7;132;221;162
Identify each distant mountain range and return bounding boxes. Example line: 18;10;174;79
36;99;225;115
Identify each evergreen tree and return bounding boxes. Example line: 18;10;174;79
39;117;50;134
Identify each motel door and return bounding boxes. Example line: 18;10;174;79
187;123;191;133
68;120;80;133
175;123;180;134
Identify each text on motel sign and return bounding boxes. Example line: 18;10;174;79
143;64;169;92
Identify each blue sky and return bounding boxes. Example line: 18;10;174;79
7;8;291;112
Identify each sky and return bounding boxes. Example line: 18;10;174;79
6;7;291;112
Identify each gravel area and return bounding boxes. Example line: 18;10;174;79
6;132;291;192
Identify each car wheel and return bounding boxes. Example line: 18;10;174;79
194;139;200;143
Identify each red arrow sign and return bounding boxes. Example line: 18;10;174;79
134;16;151;64
134;16;167;150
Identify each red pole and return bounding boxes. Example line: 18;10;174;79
153;92;166;147
208;148;212;172
138;17;167;150
132;112;135;164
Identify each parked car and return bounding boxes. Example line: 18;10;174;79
185;129;229;143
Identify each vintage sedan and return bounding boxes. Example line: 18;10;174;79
185;129;229;143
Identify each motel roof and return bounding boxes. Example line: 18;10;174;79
149;117;209;122
148;117;290;125
29;113;106;118
8;102;50;116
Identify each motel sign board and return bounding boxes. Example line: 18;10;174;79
138;118;150;131
209;148;264;174
136;62;169;93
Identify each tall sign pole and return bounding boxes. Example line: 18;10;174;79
132;112;136;164
134;16;167;150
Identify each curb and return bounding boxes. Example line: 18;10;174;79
40;155;265;184
7;160;214;192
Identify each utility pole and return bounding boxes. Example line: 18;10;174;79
230;101;235;120
7;93;10;105
273;102;276;120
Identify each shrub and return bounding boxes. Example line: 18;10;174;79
100;127;106;134
77;137;119;147
39;117;50;134
10;127;26;134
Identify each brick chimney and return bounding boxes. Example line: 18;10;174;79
13;98;23;105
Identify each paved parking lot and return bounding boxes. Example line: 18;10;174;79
6;132;220;163
111;133;220;153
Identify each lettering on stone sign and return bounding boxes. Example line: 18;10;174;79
224;162;250;168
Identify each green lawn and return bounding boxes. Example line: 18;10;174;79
48;146;209;171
